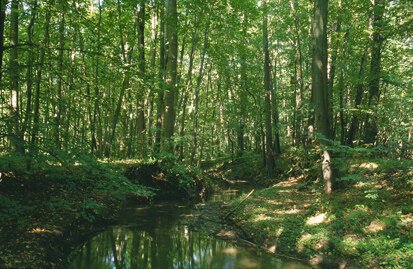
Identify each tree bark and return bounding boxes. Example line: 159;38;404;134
136;0;146;155
312;0;333;194
0;0;7;85
162;0;178;152
22;1;37;139
9;0;24;153
91;0;102;154
364;0;385;145
54;4;65;150
31;1;52;152
347;48;368;145
263;4;275;177
190;22;208;163
177;16;198;161
272;56;281;154
154;2;165;153
105;0;132;157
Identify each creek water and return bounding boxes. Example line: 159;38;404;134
67;188;310;269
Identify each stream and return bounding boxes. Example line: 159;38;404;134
67;187;310;269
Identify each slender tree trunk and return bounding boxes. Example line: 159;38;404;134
54;5;65;150
147;7;158;147
105;0;131;157
9;0;24;153
177;18;197;161
364;0;385;145
155;3;165;153
0;0;7;85
31;2;52;151
272;56;281;154
263;4;274;176
136;0;146;155
238;17;248;155
190;22;209;163
290;0;304;147
347;47;368;145
197;68;212;167
91;0;102;154
162;0;178;152
312;0;333;194
336;28;349;144
328;7;342;139
22;1;37;139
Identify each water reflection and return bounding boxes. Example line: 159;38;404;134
68;224;308;269
68;191;310;269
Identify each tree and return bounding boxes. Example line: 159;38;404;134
312;0;333;194
0;0;8;85
263;2;274;177
364;0;385;145
8;0;24;153
163;0;178;152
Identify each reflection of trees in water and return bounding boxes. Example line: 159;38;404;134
70;224;239;269
68;203;307;269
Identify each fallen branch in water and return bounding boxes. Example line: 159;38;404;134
223;189;255;219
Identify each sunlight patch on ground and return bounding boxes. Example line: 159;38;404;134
297;233;312;252
353;162;379;170
306;212;327;226
253;214;272;222
364;220;387;233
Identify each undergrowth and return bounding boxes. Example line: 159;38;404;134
227;147;413;268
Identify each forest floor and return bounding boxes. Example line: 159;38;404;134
199;151;413;268
0;152;411;268
0;158;208;268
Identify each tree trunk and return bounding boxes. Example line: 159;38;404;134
177;17;197;161
31;2;52;152
105;0;131;157
154;3;165;153
272;56;281;154
238;17;248;155
312;0;333;194
0;0;7;85
147;6;158;148
9;0;24;153
136;0;146;155
190;22;209;163
91;0;102;154
347;48;368;145
54;5;65;150
364;0;385;145
22;1;37;139
263;4;274;177
290;0;304;147
162;0;178;152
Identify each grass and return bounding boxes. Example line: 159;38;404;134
226;150;413;268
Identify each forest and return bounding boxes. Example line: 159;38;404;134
0;0;412;268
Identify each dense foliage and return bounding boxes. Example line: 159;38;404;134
0;0;411;267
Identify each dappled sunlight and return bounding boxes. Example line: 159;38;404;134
351;162;379;170
297;233;312;252
306;212;328;226
263;199;283;206
30;228;62;235
253;214;272;222
364;219;387;233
